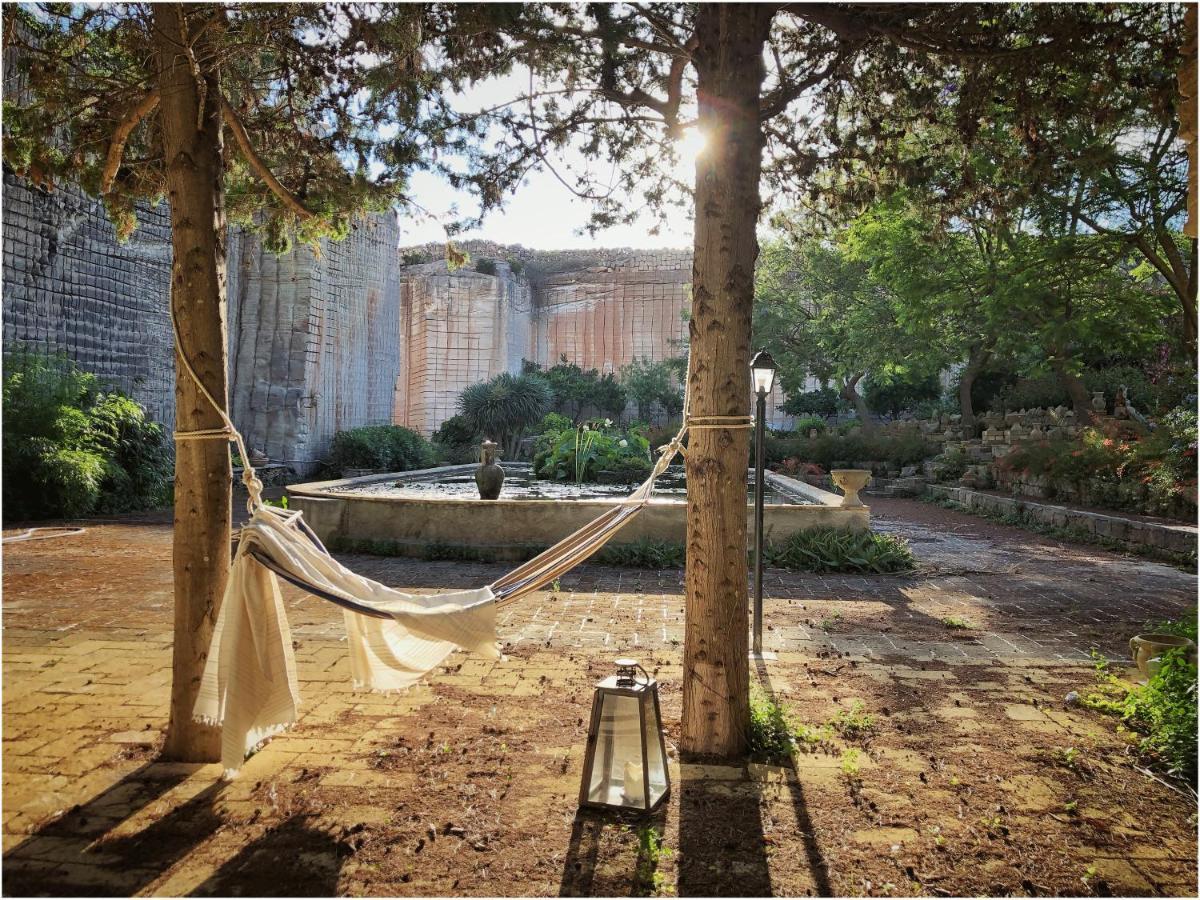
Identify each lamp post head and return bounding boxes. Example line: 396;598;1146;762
750;348;777;396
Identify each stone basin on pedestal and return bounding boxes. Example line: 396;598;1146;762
830;469;871;508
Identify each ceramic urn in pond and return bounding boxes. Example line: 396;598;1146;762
475;440;505;500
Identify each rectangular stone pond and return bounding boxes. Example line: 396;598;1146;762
288;464;868;561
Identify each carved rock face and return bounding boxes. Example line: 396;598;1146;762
476;440;504;500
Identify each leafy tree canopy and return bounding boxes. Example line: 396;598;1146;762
3;2;432;251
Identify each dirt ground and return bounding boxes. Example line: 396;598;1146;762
2;498;1197;897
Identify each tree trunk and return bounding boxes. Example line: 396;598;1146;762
840;374;873;432
681;4;772;758
1051;358;1095;424
958;345;991;433
156;4;232;762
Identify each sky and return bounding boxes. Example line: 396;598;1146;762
393;68;704;251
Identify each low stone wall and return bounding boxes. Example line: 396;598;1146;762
927;484;1198;557
289;465;867;560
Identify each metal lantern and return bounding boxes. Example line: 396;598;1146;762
750;348;777;396
578;658;670;812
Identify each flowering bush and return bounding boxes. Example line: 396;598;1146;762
533;417;652;483
775;457;827;486
998;411;1197;517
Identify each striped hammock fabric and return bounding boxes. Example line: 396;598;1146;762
193;428;685;776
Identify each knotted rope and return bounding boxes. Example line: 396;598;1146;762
169;301;264;513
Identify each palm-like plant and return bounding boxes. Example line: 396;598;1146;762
458;373;552;460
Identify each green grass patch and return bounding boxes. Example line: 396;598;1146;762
633;825;672;896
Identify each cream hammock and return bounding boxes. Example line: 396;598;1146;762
176;308;748;775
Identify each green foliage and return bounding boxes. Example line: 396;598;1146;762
998;417;1197;517
533;419;651;484
781;387;842;418
764;528;916;574
594;539;686;568
458;372;553;458
4;4;432;252
749;685;802;762
990;376;1070;413
791;415;827;435
2;350;173;521
619;357;684;422
763;431;933;469
523;357;627;421
830;701;876;738
863;372;942;416
324;425;434;476
1081;622;1197;785
474;258;498;276
430;414;480;464
633;825;672;897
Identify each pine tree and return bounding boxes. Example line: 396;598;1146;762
3;2;433;760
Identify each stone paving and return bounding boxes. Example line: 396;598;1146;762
2;499;1196;895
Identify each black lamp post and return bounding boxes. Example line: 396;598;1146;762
749;349;777;658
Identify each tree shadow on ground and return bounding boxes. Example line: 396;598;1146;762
3;761;348;897
191;813;343;896
1;762;225;896
559;806;669;897
754;655;834;897
675;749;773;898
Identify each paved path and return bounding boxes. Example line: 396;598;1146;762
2;500;1196;895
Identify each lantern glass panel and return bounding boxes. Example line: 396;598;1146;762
752;365;776;395
585;692;646;807
640;692;669;807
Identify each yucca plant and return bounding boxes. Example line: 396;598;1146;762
458;373;553;460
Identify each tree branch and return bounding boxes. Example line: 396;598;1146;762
219;95;314;220
100;89;160;195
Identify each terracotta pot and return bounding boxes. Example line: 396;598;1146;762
1129;633;1196;679
830;469;871;508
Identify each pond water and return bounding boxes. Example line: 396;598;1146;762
331;465;813;505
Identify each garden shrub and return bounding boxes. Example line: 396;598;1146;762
2;350;173;521
764;528;916;574
762;431;933;470
458;372;553;458
998;414;1197;517
430;414;479;464
1082;612;1198;785
523;356;627;421
990;375;1071;413
323;424;435;476
791;415;827;434
863;372;941;416
782;386;841;418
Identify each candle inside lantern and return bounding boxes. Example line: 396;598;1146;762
623;760;645;804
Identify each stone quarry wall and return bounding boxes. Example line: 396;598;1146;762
2;166;402;473
3;185;797;473
396;243;794;435
1;172;176;427
227;215;402;472
396;260;533;434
